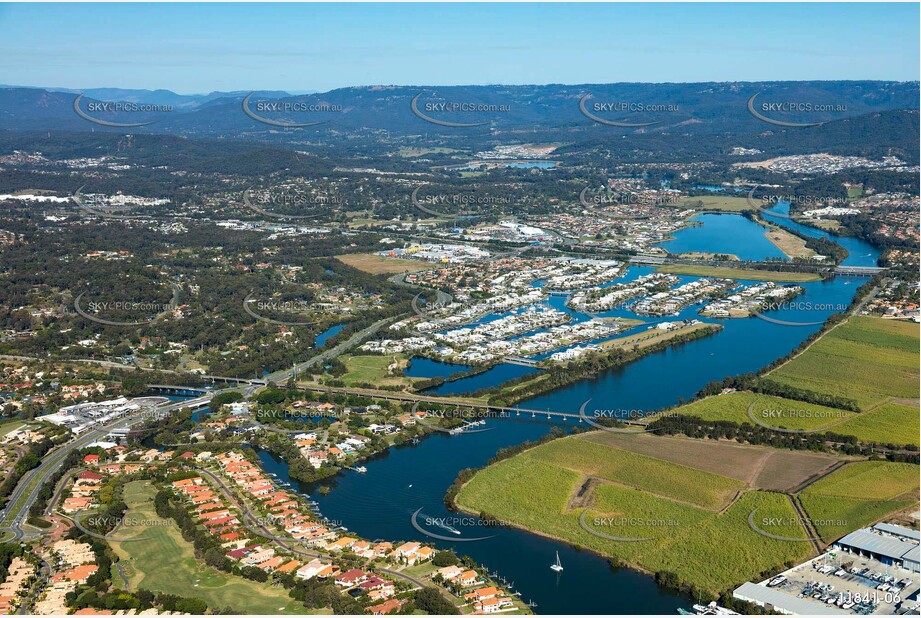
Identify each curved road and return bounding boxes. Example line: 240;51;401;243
0;393;219;541
195;468;426;591
266;316;402;384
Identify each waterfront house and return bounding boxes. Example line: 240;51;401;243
465;586;498;602
435;565;464;581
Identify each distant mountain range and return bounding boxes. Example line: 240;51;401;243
0;81;917;149
0;86;311;110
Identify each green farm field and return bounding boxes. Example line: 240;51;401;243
831;403;920;447
454;435;813;592
526;436;745;510
666;391;919;447
768;317;920;409
799;461;919;542
668;391;855;431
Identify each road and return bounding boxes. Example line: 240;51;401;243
849;280;884;316
265;316;400;384
0;354;145;370
0;392;220;541
196;468;425;590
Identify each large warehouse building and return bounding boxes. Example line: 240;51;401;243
834;525;920;573
733;582;848;615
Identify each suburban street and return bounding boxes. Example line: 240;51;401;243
0;393;217;542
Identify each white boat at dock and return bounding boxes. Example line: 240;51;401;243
689;602;739;615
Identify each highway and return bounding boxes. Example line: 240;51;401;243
265;315;400;384
0;392;219;542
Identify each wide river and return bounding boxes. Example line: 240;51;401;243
258;203;880;615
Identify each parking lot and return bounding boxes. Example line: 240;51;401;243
772;553;919;614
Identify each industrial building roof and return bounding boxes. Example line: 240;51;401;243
836;529;918;561
873;523;921;543
902;545;920;564
734;582;848;615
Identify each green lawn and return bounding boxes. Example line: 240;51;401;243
799;461;919;543
0;419;31;436
455;438;811;592
110;481;311;615
338;354;420;388
656;265;820;282
769;317;919;410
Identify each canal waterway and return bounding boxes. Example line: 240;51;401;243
248;211;878;614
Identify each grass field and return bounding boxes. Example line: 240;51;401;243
0;419;30;436
334;252;430;275
808;219;842;232
110;481;311;615
799;462;919;542
337;354;422;388
769;317;920;410
656;264;821;282
764;228;816;260
847;186;864;199
455;436;812;592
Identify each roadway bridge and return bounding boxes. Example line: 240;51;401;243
502;356;540;367
147;384;209;397
630;254;887;278
300;384;648;425
835;265;886;276
198;375;266;386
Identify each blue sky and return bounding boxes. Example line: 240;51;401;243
1;3;918;93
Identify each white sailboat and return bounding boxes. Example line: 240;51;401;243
550;551;563;572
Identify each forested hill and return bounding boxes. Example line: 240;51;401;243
1;81;917;138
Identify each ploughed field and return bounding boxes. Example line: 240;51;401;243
580;430;841;492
